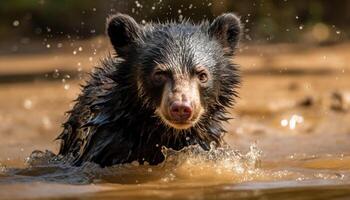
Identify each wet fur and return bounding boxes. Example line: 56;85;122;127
57;14;241;167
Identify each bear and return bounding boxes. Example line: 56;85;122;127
56;13;242;167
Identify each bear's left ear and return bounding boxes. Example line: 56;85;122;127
208;13;242;55
107;13;141;57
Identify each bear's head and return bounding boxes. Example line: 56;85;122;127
107;13;241;130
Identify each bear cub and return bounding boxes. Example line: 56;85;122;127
57;13;242;167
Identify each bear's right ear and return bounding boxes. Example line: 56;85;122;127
107;14;141;57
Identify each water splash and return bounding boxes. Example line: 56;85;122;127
160;143;263;182
25;150;58;166
1;144;348;186
162;143;262;171
0;144;262;184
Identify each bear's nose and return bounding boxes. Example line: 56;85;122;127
169;101;192;121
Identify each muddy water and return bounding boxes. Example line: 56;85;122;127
0;73;350;200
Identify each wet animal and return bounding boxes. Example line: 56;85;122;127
57;13;242;166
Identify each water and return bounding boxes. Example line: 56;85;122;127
0;64;350;199
1;144;262;185
0;143;350;199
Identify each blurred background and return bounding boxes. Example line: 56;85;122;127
0;0;350;167
0;0;349;53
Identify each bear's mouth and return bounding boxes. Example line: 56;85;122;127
156;108;203;130
166;119;194;129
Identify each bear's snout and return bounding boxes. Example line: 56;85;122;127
169;100;193;121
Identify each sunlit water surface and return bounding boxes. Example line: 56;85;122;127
1;144;350;200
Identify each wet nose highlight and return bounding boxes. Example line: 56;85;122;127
170;101;192;121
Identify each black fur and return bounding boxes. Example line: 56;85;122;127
57;13;242;167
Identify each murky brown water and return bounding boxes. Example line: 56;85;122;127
1;144;350;200
1;64;350;199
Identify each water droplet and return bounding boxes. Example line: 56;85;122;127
299;25;304;30
78;46;83;51
281;119;288;127
53;69;60;78
46;44;51;48
73;50;77;55
42;116;52;130
23;99;33;110
64;84;70;90
135;1;143;8
281;115;304;130
336;30;341;34
13;20;20;27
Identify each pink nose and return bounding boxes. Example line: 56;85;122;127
169;101;192;121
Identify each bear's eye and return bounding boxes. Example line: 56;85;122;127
152;70;168;85
197;71;209;83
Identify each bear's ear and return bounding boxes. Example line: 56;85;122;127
107;13;141;56
208;13;242;55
